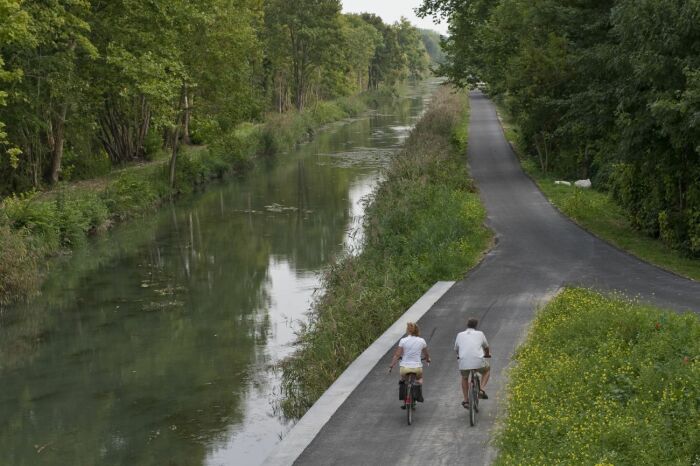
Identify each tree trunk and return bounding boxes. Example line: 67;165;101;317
168;85;188;188
168;124;181;189
49;103;68;184
182;86;191;145
99;96;150;163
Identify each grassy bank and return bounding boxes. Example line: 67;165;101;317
496;108;700;282
496;288;699;465
0;94;371;307
280;85;492;418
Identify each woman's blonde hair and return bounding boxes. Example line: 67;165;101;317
406;322;420;336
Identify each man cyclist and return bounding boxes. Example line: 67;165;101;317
454;318;491;408
389;322;431;407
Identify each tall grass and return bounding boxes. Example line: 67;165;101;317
496;288;699;465
280;86;492;418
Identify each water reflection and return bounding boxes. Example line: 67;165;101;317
0;80;440;466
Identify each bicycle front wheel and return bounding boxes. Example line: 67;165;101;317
468;375;477;426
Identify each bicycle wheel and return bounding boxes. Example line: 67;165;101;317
406;381;413;425
468;372;476;426
474;374;480;413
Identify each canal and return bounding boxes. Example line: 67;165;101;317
0;80;440;466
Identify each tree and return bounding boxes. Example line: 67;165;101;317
339;14;382;92
395;18;429;80
1;0;96;186
264;0;342;110
0;0;33;175
360;13;406;89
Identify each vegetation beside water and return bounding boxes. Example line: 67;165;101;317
280;85;492;418
496;288;700;465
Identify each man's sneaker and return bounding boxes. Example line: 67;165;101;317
479;390;488;399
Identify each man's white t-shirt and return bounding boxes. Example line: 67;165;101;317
454;328;489;370
399;335;427;368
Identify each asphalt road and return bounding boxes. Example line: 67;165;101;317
292;92;700;465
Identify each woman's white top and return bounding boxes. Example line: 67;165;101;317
399;335;427;368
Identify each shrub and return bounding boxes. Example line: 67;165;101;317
259;111;313;155
310;101;346;125
103;171;163;219
209;124;259;173
0;225;40;305
61;148;112;181
2;193;60;254
143;131;164;160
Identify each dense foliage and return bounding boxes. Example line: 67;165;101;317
497;288;699;465
420;0;700;256
280;86;492;418
0;1;431;195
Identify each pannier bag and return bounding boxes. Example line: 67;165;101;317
412;383;424;402
398;380;406;400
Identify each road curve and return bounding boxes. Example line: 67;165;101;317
291;92;700;465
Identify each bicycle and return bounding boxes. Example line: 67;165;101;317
464;369;481;426
403;372;419;425
390;363;426;426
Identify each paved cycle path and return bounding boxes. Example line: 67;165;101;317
287;92;700;465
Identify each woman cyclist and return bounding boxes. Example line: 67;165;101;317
388;322;431;407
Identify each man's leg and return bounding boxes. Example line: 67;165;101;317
461;375;469;402
481;367;490;388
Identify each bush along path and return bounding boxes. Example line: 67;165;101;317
0;94;375;307
279;85;492;418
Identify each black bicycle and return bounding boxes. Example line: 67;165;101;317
465;369;481;426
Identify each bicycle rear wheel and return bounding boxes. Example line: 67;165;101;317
468;372;477;426
406;378;414;425
474;374;480;413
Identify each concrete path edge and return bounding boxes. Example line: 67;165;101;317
262;280;456;466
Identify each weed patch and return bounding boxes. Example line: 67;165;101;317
496;288;700;465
